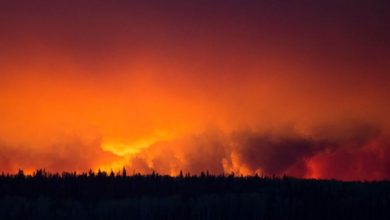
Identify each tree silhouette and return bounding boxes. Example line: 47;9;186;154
0;169;388;220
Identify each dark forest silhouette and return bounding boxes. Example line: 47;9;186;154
0;169;389;220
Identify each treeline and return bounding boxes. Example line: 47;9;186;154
0;169;389;219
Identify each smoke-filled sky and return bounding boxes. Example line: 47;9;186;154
1;0;390;180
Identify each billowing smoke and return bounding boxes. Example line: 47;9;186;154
0;137;120;173
0;122;388;180
126;122;390;180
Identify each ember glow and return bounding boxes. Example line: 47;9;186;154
0;0;390;180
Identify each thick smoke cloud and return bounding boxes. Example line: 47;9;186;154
229;131;317;176
129;130;227;175
0;122;388;180
127;123;390;180
0;138;120;173
307;123;390;180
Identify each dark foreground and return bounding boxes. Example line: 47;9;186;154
0;170;389;220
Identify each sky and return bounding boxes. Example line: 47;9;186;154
0;0;390;180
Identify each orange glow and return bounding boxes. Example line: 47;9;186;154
0;1;390;180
